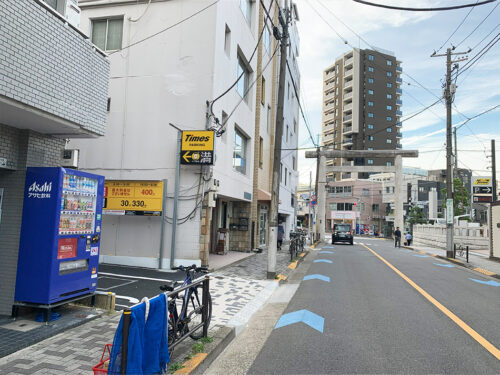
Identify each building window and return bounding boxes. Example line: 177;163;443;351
387;71;392;77
368;159;374;165
233;128;248;174
288;171;291;186
368;101;374;107
386;139;392;144
368;78;374;84
386;105;392;110
345;203;354;211
261;77;266;105
387;93;392;99
387;127;392;133
267;105;271;133
387;82;392;88
368;54;374;61
368;124;374;129
240;0;252;25
369;136;374;141
263;26;271;54
224;24;231;56
372;203;379;213
236;54;250;101
91;18;123;51
387;60;392;66
386;187;391;193
280;163;283;182
329;203;335;210
387;161;392;166
294;119;297;134
259;137;263;168
386;116;392;121
286;124;289;142
368;66;374;72
368;89;374;95
368;113;374;118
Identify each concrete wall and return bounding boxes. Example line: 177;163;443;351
413;224;489;251
0;125;65;315
0;0;109;135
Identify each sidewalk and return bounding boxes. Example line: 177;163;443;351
0;245;301;374
408;242;500;279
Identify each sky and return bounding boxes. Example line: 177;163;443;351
294;0;500;185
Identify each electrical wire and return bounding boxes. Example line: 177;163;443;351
209;0;275;120
456;32;500;78
470;21;500;50
454;2;499;49
108;0;219;55
351;0;496;12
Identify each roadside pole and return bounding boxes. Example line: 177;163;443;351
268;0;289;279
158;179;168;269
170;130;181;269
492;139;497;203
308;171;312;244
318;154;326;242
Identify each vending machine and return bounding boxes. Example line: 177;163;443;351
15;167;105;305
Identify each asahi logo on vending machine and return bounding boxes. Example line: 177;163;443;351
28;181;52;199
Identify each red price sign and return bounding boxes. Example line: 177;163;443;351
58;238;77;259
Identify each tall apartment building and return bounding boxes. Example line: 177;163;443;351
322;48;403;180
70;0;300;267
0;0;109;314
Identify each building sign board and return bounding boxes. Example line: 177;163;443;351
181;131;214;165
103;180;164;215
472;176;493;204
446;198;453;224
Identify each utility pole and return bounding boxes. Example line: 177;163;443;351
309;171;312;244
492;139;497;202
431;47;468;258
268;0;289;279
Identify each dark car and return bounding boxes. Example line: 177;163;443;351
332;224;353;245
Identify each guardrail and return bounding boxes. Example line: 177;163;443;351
119;276;210;374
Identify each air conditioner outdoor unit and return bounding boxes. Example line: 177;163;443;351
65;0;81;28
61;149;79;168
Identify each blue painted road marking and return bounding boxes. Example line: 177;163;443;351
469;278;500;287
313;259;333;264
303;274;330;282
434;263;456;268
319;251;334;254
413;254;430;258
322;246;334;249
274;310;324;333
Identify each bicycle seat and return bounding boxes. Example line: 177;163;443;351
159;281;180;292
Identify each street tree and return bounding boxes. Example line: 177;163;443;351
441;178;470;216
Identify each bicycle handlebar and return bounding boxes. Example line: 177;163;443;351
172;264;209;273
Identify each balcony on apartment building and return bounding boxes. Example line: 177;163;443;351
396;110;403;116
342;137;353;146
344;80;353;89
396;88;403;95
324;111;336;122
396;77;403;84
324;101;335;112
343;125;353;134
396;143;403;149
396;122;402;127
344;91;353;101
342;160;354;167
342;114;353;123
344;56;354;67
343;102;353;112
396;99;403;106
0;0;109;138
324;133;335;143
396;66;403;73
344;67;353;78
323;122;335;133
396;132;403;138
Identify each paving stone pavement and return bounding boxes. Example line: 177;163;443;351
0;246;298;374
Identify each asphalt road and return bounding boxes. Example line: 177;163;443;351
248;238;500;374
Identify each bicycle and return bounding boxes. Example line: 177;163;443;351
159;265;212;348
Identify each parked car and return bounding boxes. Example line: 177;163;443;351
332;224;353;245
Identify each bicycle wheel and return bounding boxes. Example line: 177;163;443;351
187;285;212;340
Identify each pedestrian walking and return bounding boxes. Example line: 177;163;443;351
394;227;401;247
405;232;412;246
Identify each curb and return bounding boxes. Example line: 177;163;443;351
172;326;235;375
403;246;500;281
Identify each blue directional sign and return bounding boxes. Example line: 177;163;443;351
314;259;333;263
303;274;330;282
413;254;430;258
319;251;334;254
274;310;324;333
433;263;455;268
469;278;500;287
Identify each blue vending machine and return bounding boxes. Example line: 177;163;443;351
15;167;105;306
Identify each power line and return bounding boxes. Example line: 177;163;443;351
209;0;275;119
470;21;500;50
435;0;479;54
455;2;499;49
286;61;317;147
108;0;219;55
351;0;496;12
456;32;500;78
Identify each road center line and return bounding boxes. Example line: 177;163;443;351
361;243;500;360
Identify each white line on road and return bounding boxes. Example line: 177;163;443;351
97;278;137;291
114;295;140;304
99;272;174;283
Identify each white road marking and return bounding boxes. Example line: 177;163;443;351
99;271;174;283
114;295;140;304
97;277;137;291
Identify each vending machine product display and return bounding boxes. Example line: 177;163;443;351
15;167;105;305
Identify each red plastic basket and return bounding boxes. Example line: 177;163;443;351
92;344;112;374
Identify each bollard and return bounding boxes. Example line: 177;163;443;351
466;246;469;263
202;276;210;338
121;309;131;374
